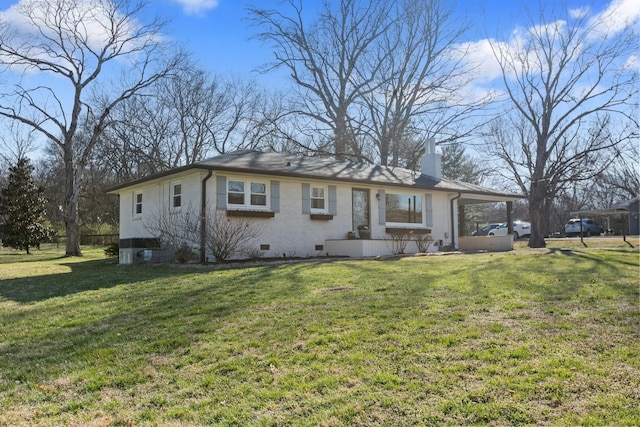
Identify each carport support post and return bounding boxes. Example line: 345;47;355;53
622;215;631;247
458;205;466;236
506;201;513;235
579;214;587;247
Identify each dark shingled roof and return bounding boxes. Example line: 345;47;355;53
107;150;523;200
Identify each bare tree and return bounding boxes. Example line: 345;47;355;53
0;122;36;194
250;0;492;166
0;121;38;165
238;89;296;152
362;0;492;166
34;140;119;235
0;0;182;256
101;66;269;181
249;0;393;160
97;92;175;181
485;2;638;247
595;133;639;202
161;69;263;159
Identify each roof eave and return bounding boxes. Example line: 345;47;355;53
104;164;211;194
104;155;524;201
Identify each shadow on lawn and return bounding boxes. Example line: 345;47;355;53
0;252;68;264
0;259;189;304
2;253;634;390
471;249;638;303
542;248;640;271
0;259;343;385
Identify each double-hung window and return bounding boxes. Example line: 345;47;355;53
228;179;268;209
302;183;335;216
250;182;267;207
133;191;143;217
310;186;326;212
228;180;245;205
171;183;182;209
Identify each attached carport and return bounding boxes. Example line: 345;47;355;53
456;193;524;252
570;206;634;248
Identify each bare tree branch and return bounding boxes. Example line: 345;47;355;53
0;0;180;256
485;2;638;247
249;0;395;160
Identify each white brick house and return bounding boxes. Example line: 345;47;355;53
107;147;522;264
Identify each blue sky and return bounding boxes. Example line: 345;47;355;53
0;0;635;90
0;0;637;158
152;0;636;82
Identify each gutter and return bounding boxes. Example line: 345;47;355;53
450;192;462;249
200;169;213;263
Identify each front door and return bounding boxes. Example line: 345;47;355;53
352;189;370;233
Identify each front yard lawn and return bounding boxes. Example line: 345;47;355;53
0;246;638;425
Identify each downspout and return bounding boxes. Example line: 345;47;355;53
200;169;213;263
450;192;462;249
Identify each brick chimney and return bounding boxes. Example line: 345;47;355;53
421;138;441;180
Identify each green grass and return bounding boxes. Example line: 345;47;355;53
1;244;638;426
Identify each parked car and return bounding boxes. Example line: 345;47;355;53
564;218;604;237
471;223;502;236
488;221;532;239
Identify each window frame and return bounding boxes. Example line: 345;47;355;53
310;185;327;213
171;182;182;210
384;191;425;227
249;182;268;207
227;178;270;210
133;191;143;218
227;180;246;206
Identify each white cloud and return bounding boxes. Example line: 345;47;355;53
0;0;145;54
569;6;590;19
1;0;167;73
434;0;639;107
588;0;640;37
0;3;21;24
172;0;219;15
455;39;504;84
527;19;568;41
624;53;638;71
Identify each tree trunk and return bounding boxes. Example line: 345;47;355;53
335;114;348;159
528;186;547;248
64;148;83;257
379;135;390;166
64;204;82;256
